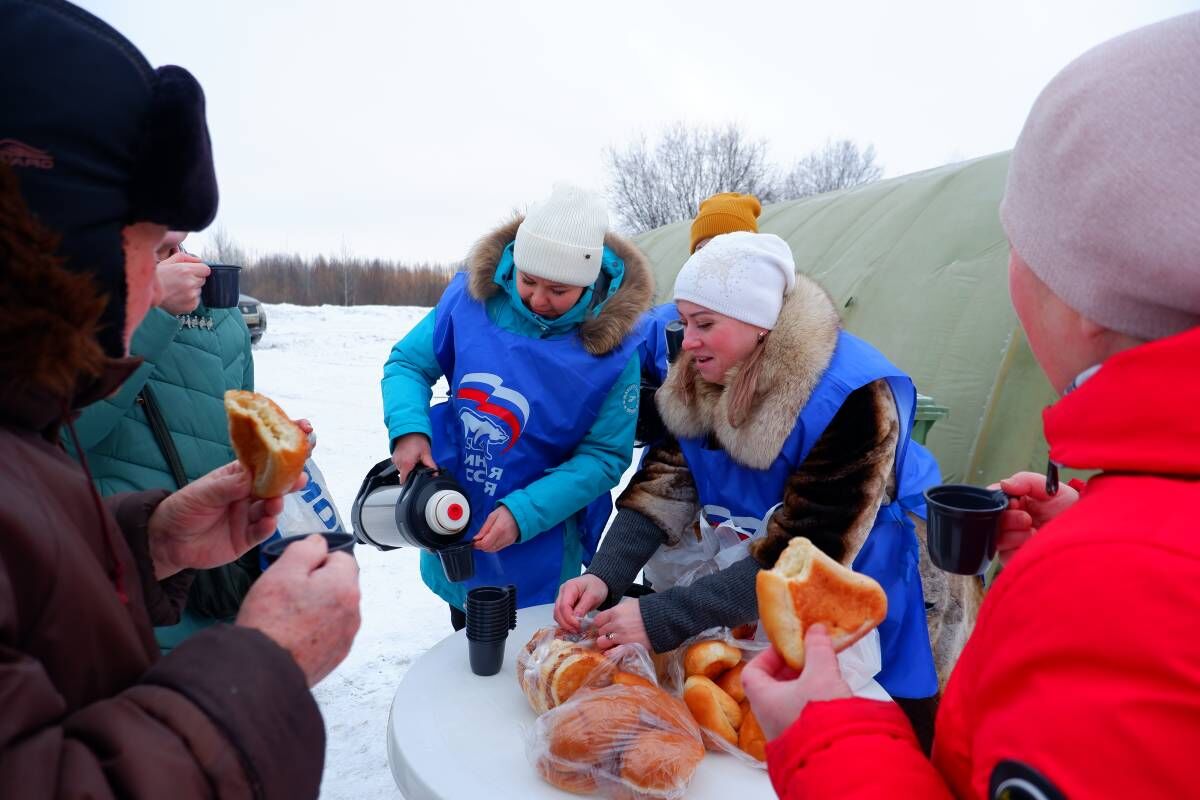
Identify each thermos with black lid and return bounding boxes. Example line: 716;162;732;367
351;460;476;581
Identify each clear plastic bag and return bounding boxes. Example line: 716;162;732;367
527;683;704;800
665;627;770;767
517;626;660;716
275;457;345;535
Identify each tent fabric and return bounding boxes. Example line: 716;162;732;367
634;152;1062;485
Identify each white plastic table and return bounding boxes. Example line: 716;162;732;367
387;603;774;800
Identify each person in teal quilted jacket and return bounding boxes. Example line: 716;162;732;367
65;231;258;650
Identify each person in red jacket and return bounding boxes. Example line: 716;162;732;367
742;12;1200;800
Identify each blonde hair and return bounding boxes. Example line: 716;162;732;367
726;333;768;428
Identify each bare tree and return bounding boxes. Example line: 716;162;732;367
781;139;883;200
605;123;779;234
200;224;248;266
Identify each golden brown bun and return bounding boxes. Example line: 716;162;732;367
550;651;614;708
730;622;758;640
683;675;742;747
612;670;655;689
537;758;598;794
683;640;741;679
518;631;614;714
756;537;887;671
224;390;309;498
715;662;746;703
539;686;702;798
547;693;646;763
615;729;705;799
737;701;767;761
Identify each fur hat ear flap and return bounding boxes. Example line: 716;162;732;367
129;65;218;231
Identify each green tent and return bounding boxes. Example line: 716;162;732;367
633;152;1065;486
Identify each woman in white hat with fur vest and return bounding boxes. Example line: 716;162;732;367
382;184;653;628
554;231;942;743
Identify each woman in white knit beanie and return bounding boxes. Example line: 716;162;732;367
556;230;947;743
381;183;653;628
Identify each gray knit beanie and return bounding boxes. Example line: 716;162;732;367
999;12;1200;341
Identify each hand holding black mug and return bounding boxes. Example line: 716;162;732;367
926;472;1081;574
201;263;242;308
988;471;1081;566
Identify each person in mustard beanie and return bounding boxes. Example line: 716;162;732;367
635;192;766;445
690;192;762;253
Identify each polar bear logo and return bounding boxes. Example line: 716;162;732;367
460;408;510;458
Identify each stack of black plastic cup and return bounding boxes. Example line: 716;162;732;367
464;585;517;676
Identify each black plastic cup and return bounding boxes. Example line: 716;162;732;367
437;542;476;582
261;531;356;566
202;263;241;308
467;636;506;676
465;586;517;630
924;484;1008;575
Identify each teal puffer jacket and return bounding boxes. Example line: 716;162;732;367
65;304;254;627
68;305;252;491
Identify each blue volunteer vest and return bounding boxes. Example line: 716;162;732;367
423;274;637;609
677;330;940;699
637;302;679;383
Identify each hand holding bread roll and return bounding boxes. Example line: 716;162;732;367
756;537;887;670
224;390;310;499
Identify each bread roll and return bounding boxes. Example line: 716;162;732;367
518;630;614;714
549;650;613;708
224;390;309;498
683;675;742;747
537;759;597;794
615;729;704;799
683;640;741;679
715;662;745;703
612;670;655;689
737;700;767;761
756;537;887;671
538;686;702;798
730;622;758;640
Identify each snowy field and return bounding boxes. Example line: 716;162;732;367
252;302;435;799
252;302;638;800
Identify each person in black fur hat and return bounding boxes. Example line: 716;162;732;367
0;2;360;796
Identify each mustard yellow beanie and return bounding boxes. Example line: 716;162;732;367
689;192;762;253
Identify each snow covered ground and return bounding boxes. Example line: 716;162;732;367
251;302;438;800
252;302;638;799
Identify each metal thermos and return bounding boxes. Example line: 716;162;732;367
351;461;471;553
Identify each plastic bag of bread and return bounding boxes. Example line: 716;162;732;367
517;626;659;716
667;627;769;766
527;683;704;799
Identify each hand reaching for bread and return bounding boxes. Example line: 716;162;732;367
742;626;852;741
553;574;609;633
147;460;305;579
593;598;651;652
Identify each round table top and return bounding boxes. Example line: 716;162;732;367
387;603;774;800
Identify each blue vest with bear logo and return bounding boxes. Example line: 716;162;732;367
423;274;638;608
677;329;939;699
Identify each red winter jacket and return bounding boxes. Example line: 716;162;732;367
764;326;1200;799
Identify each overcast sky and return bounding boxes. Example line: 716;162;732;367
80;0;1195;264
